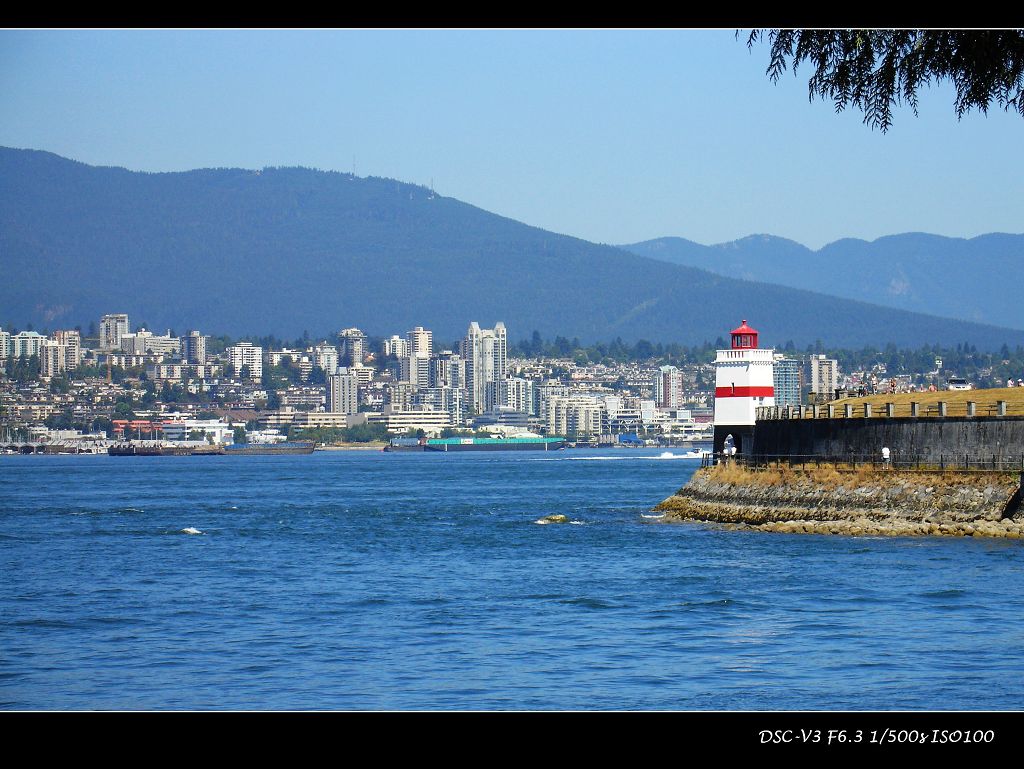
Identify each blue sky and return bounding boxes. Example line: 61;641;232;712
1;28;1020;249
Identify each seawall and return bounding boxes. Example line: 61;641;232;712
655;465;1024;538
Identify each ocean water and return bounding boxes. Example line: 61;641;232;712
2;448;1023;711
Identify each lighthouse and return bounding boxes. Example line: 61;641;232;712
713;319;775;455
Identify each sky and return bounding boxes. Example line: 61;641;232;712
1;28;1021;250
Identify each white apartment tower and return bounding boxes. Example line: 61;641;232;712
713;320;775;455
53;330;82;371
403;326;433;388
809;355;840;400
327;369;360;414
227;342;263;380
462;321;508;412
99;313;130;351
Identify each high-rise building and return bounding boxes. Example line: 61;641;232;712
773;355;803;407
11;331;45;359
500;377;537;417
39;340;67;377
327;369;359;414
227;342;263;380
654;365;685;408
0;330;10;362
99;314;130;351
382;335;409;359
403;326;433;388
338;328;367;367
462;321;508;412
184;331;207;365
53;330;82;371
809;355;839;400
312;342;339;373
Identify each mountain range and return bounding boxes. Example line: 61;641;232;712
2;146;1023;351
622;233;1024;330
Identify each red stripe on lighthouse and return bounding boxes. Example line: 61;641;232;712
715;386;775;398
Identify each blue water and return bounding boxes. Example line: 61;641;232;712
2;448;1023;710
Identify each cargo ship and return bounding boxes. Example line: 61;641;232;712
222;441;316;455
385;437;565;452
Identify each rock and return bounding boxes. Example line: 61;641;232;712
536;514;569;524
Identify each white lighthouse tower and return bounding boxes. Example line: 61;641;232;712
713;319;775;456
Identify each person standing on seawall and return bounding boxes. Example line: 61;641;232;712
882;446;891;468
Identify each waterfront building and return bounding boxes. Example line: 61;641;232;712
0;330;10;361
462;321;508;412
159;417;235;445
293;412;368;431
472;406;531;431
773;355;803;408
366;406;451;436
227;342;263;380
338;328;367;367
544;395;606;438
713;319;775;455
327;368;359;414
99;313;130;351
183;331;207;365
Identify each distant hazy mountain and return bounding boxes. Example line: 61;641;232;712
3;146;1024;350
623;232;1024;329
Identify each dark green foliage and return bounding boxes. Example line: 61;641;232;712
292;421;389;444
748;29;1024;131
6;354;39;383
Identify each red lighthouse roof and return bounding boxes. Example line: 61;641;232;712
730;319;759;349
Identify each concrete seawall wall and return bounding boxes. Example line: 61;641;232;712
752;416;1024;462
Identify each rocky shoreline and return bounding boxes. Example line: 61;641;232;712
655;465;1024;538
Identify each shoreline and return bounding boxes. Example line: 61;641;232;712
656;464;1024;539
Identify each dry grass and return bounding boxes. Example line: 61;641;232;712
701;462;1013;491
818;386;1024;418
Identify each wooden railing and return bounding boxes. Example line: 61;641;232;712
756;400;1022;420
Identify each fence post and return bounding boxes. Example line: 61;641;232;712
966;401;976;417
998;400;1007;417
885;402;895;417
910;401;919;417
844;404;853;418
938;402;947;417
827;404;835;419
864;403;872;418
